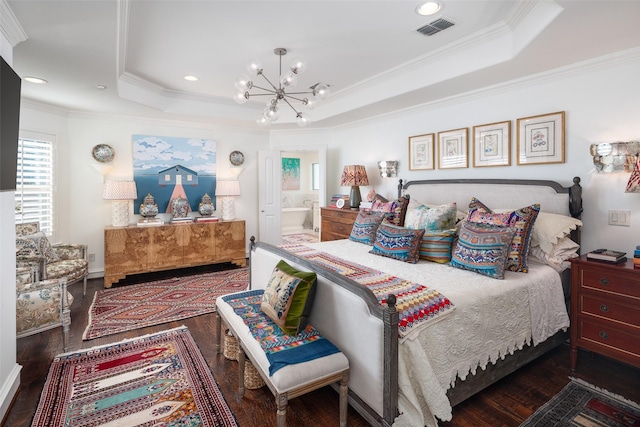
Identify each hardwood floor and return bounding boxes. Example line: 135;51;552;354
5;268;640;427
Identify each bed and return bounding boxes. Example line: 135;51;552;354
248;177;583;427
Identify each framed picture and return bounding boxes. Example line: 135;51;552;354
517;111;565;165
472;121;511;167
408;133;435;170
437;128;468;169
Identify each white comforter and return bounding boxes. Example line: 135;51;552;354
305;240;569;427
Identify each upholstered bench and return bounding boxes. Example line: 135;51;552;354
216;290;350;427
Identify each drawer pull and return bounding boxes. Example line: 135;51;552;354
599;304;610;313
599;331;609;340
599;278;609;286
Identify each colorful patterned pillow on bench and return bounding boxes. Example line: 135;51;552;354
261;260;317;335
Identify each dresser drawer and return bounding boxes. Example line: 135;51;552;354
578;317;640;358
581;267;640;299
323;220;353;236
581;294;640;328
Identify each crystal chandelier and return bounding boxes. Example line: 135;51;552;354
233;48;330;127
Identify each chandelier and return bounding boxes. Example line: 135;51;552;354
233;48;330;127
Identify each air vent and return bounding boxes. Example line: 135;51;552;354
416;17;455;36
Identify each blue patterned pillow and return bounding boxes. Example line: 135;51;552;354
419;229;457;263
349;210;386;245
450;222;515;279
370;223;425;264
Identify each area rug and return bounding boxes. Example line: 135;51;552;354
520;377;640;426
83;268;249;340
281;232;319;245
32;326;238;427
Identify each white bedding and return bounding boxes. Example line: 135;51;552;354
304;239;570;427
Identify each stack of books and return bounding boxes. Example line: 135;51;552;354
195;216;219;223
586;248;627;264
170;216;194;224
329;194;349;208
137;218;164;227
634;245;640;267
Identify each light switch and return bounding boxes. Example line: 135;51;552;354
608;209;631;226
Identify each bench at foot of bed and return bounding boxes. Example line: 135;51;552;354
216;291;350;427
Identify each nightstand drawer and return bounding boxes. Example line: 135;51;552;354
581;294;640;328
324;220;353;236
581;267;640;299
578;318;640;357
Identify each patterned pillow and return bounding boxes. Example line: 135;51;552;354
419;229;457;263
261;260;317;335
371;194;410;226
349;210;386;245
404;199;457;232
370;223;424;264
450;222;515;279
467;198;540;273
15;232;60;263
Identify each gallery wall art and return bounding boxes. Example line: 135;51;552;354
132;135;217;214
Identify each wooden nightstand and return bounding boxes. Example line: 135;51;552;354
320;207;359;241
569;256;640;371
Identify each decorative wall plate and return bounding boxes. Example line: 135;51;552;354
92;144;115;163
229;150;245;166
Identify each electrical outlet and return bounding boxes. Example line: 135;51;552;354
608;210;631;227
88;253;96;262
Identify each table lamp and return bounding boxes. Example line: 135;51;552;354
103;180;137;226
340;165;369;208
215;180;241;220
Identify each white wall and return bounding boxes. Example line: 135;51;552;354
273;50;640;256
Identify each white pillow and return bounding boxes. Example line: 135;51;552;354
529;236;580;272
530;212;582;255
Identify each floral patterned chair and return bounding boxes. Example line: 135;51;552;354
16;266;72;351
16;222;89;296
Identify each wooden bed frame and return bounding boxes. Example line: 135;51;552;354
249;177;583;427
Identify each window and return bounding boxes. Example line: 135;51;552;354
15;132;56;237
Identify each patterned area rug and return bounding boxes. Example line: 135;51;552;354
520;377;640;426
84;268;249;340
32;327;238;427
281;232;319;245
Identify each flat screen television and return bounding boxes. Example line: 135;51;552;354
0;55;21;191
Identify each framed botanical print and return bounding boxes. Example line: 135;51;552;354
472;121;511;167
437;128;468;169
408;133;435;170
517;111;565;165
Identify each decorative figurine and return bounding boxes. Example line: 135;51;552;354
198;193;215;216
139;193;159;219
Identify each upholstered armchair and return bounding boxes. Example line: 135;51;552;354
16;267;72;351
16;222;89;296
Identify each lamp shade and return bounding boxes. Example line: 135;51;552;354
626;156;640;193
215;180;241;196
103;180;137;200
340;165;369;186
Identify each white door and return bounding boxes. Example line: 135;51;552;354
258;150;282;245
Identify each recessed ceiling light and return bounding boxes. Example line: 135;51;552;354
24;76;48;84
416;1;441;16
184;75;199;82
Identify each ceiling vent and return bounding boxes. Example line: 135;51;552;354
416;17;455;36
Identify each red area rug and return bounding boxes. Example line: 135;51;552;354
83;268;249;340
33;327;238;427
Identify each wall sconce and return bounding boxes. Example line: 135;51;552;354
377;161;398;178
215;180;241;220
590;141;639;173
103;180;137;227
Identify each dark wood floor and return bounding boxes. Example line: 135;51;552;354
5;266;640;427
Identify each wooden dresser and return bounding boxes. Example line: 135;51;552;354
320;207;359;241
104;220;246;288
569;256;640;370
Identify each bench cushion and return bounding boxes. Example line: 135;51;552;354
217;291;348;394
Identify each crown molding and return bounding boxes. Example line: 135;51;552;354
0;0;27;47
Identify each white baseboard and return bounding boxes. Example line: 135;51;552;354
0;363;21;422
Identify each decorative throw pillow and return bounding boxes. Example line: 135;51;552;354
370;223;424;264
261;260;317;335
530;212;583;255
349;210;386;245
467;198;540;273
450;222;515;279
404;199;457;232
15;232;60;263
371;194;410;226
419;229;457;263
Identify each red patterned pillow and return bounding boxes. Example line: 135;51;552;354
371;194;410;227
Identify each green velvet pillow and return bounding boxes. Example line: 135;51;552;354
261;259;317;335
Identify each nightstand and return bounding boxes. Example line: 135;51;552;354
320;207;359;241
569;256;640;370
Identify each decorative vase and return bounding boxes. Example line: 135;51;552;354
170;197;189;218
139;193;159;219
198;193;215;216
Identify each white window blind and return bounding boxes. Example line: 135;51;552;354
15;133;55;237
